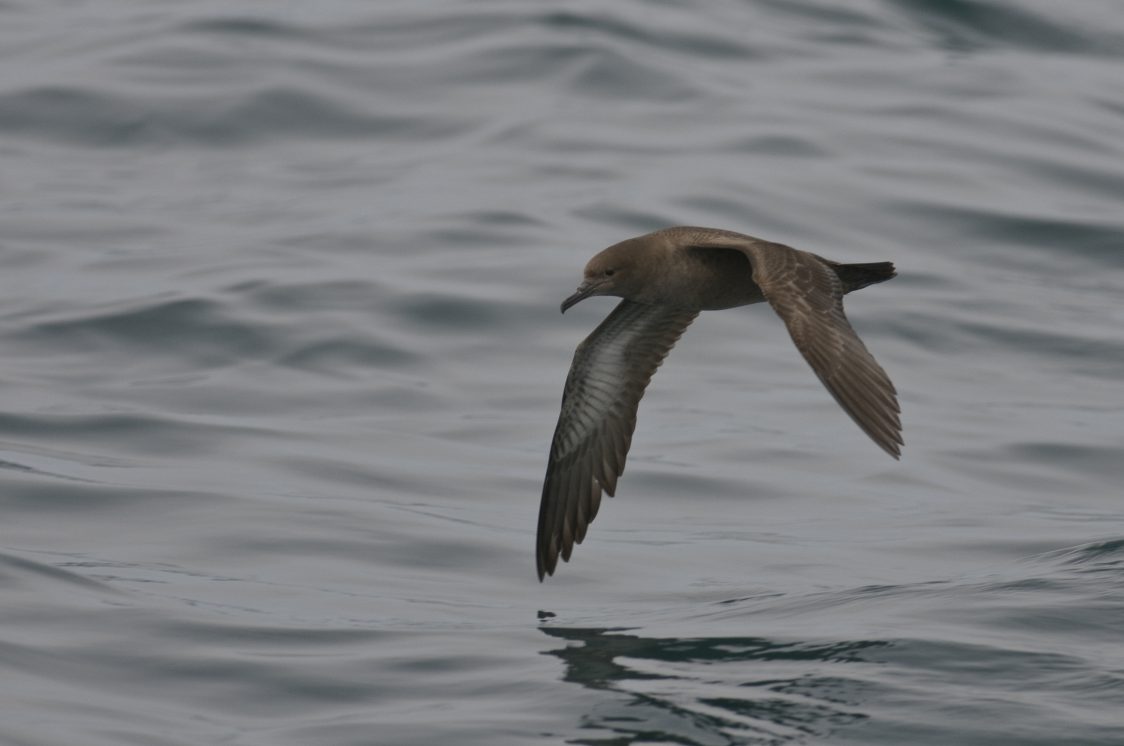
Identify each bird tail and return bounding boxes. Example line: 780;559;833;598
833;261;896;294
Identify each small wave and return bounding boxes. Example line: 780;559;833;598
0;86;470;147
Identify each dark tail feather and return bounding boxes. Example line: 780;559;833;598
833;261;896;294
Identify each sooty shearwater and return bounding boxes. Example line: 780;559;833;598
537;226;902;580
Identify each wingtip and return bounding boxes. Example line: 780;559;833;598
881;434;904;460
536;548;556;581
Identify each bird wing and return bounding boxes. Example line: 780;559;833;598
537;299;698;579
736;240;903;458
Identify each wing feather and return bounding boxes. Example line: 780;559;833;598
536;299;698;579
743;242;903;458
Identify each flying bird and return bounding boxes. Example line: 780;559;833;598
537;226;902;580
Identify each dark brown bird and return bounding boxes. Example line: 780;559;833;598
537;226;902;580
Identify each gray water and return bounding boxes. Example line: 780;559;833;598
2;1;1123;744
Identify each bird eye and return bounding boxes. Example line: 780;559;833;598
604;269;615;277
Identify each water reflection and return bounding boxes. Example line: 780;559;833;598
539;624;889;745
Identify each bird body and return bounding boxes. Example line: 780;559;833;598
538;226;902;580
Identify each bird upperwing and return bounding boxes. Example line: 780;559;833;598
735;241;902;458
537;299;698;579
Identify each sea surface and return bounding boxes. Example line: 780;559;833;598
2;1;1122;744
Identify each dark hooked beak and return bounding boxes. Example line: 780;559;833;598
560;280;599;313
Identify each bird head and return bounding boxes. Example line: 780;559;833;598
560;243;638;313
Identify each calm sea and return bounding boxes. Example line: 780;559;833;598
1;1;1122;744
